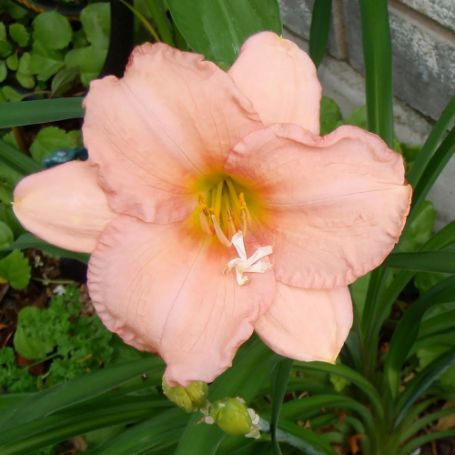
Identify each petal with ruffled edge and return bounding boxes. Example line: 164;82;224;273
13;161;115;253
255;283;352;362
229;31;321;134
83;43;261;224
226;123;412;289
87;216;275;386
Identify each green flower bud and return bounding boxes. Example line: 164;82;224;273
162;379;208;413
209;397;260;437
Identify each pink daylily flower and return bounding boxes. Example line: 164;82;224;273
13;32;412;386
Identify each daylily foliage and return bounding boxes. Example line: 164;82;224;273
13;32;411;386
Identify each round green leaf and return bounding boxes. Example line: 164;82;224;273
17;52;32;75
30;41;64;81
16;72;35;89
0;250;31;290
6;53;18;70
1;85;22;102
0;40;12;58
32;11;72;50
320;96;342;135
0;220;14;249
0;61;6;83
30;126;80;163
9;23;29;47
13;306;55;360
0;23;6;41
80;3;110;48
65;45;106;85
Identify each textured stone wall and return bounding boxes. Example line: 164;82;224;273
279;0;455;224
279;0;455;120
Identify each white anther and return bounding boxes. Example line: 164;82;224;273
225;232;273;286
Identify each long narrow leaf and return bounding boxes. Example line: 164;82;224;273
270;358;293;454
0;139;41;174
409;94;455;187
0;399;170;455
395;348;455;426
309;0;332;67
277;420;334;455
0;357;164;429
384;276;455;398
5;233;89;263
294;362;383;419
358;0;393;145
0;98;84;128
410;125;455;216
87;408;188;455
385;251;455;273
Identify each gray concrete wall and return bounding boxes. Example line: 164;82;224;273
280;0;455;121
279;0;455;224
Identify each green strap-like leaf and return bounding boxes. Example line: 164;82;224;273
0;357;164;429
0;139;41;175
359;0;393;145
384;276;455;398
270;357;293;454
0;398;171;454
276;420;335;455
385;251;455;273
86;408;188;455
5;233;89;263
410;125;455;216
294;362;384;419
0;97;83;128
409;94;455;187
309;0;332;67
395;347;455;426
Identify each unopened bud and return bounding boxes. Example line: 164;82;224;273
162;379;208;413
210;397;260;438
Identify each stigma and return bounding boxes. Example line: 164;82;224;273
225;232;273;286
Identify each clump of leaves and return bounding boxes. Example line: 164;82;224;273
0;2;110;101
0;285;113;392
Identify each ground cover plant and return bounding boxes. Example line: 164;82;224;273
0;1;454;454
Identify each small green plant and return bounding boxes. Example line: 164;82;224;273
0;285;113;393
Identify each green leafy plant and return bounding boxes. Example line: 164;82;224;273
1;285;114;395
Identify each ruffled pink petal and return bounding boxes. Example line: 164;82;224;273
83;43;261;224
87;216;275;386
255;283;352;362
13;161;115;253
226;123;412;288
229;31;321;134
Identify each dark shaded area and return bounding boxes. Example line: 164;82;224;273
100;0;134;78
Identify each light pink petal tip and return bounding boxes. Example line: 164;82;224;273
255;283;353;362
227;123;412;289
83;42;261;224
229;31;322;134
88;216;275;386
13;161;115;253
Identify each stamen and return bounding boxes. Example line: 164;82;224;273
210;214;232;247
225;232;273;286
212;180;224;221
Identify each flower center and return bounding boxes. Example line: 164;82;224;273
194;174;261;247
